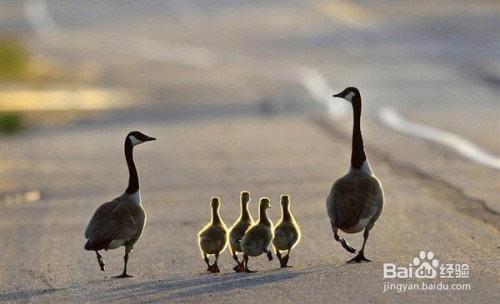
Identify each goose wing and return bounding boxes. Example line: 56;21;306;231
327;174;383;229
85;198;146;248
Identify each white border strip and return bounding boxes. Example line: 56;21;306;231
379;107;500;170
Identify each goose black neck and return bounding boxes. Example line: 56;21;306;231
259;206;270;225
125;140;139;194
351;94;367;169
211;205;222;225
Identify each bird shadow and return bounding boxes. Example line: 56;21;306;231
96;270;305;303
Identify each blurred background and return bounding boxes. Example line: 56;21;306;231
0;0;498;206
0;1;499;302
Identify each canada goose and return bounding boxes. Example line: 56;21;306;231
326;87;384;263
240;197;273;273
84;131;156;278
273;195;300;268
198;197;228;273
229;191;254;272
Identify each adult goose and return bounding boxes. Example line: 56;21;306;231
240;197;273;273
229;191;254;272
198;197;228;273
84;131;156;278
273;195;300;268
326;87;384;263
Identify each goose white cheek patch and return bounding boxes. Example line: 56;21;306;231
345;91;355;102
129;135;142;145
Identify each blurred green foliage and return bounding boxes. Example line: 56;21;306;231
0;37;28;79
0;113;24;134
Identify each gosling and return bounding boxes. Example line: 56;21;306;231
273;195;300;268
229;191;254;272
327;87;384;263
198;197;228;273
240;197;273;273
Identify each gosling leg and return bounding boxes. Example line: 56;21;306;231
203;253;212;272
95;250;105;271
281;249;292;268
243;254;256;273
347;228;371;263
211;252;221;273
231;249;244;272
265;249;273;261
332;224;356;253
114;246;133;278
276;249;283;266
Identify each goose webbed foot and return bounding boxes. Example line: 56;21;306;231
347;251;371;264
95;251;105;271
114;272;133;278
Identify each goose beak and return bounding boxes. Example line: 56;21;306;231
145;136;156;142
333;93;341;98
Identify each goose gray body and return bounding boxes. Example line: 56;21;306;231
85;193;146;251
327;171;383;234
326;87;384;263
84;131;155;277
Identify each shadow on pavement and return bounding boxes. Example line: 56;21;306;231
98;270;305;303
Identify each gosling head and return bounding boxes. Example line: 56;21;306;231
210;197;220;209
241;191;250;204
259;197;271;210
127;131;156;146
280;195;290;208
333;87;360;103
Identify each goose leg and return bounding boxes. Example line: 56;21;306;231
332;224;356;253
243;254;256;273
115;246;133;278
95;250;105;271
347;228;371;263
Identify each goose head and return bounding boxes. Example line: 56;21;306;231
333;87;360;103
259;198;271;210
127;131;156;146
280;195;290;208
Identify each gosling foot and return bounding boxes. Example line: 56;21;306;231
347;252;371;264
280;254;291;268
233;263;245;273
208;264;220;273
